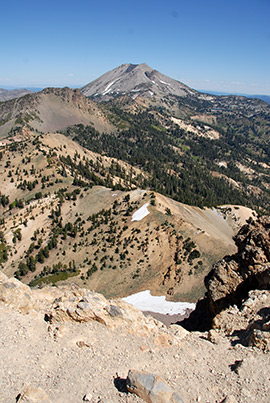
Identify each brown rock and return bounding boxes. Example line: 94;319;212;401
76;340;91;348
248;329;270;352
208;329;222;344
153;333;173;348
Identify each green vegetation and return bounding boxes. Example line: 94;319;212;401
0;194;9;207
62;107;269;212
0;231;8;264
29;261;79;287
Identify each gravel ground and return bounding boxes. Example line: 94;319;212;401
0;304;269;403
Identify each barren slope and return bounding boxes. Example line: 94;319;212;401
81;63;195;101
0;87;115;138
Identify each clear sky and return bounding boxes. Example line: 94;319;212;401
1;0;270;94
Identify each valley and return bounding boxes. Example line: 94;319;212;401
0;63;269;302
0;130;255;301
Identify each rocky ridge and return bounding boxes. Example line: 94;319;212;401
0;88;32;102
0;87;115;138
181;216;270;350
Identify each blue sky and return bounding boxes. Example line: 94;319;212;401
1;0;270;94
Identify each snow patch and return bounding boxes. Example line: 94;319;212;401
131;203;150;222
217;161;227;168
123;290;196;315
102;77;121;95
160;80;170;86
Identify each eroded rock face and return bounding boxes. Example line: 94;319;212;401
180;216;270;334
205;216;270;316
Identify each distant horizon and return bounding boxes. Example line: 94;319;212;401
1;1;269;97
1;83;269;98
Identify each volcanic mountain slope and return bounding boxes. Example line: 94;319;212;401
0;88;33;102
0;131;255;301
0;87;117;138
81;63;196;101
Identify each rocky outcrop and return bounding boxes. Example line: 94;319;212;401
206;216;270;316
0;272;186;346
180;216;270;335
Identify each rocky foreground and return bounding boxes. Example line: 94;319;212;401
0;217;270;403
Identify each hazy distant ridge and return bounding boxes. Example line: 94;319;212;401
0;88;32;102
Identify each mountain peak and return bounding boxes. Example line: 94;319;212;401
81;63;194;100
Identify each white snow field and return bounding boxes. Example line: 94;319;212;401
123;290;196;315
131;203;150;222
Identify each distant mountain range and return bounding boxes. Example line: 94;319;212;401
81;63;270;104
1;65;269;104
200;90;270;104
0;88;32;102
80;63;270;120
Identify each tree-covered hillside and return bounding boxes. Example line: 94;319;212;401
62;107;270;213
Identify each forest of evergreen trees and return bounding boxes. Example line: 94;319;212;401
62;107;270;213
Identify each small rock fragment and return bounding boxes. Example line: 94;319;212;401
83;393;92;401
220;396;238;403
208;329;221;344
105;304;123;317
126;369;184;403
16;384;51;402
77;340;91;348
248;329;270;351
